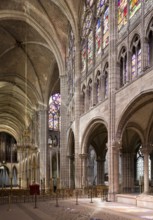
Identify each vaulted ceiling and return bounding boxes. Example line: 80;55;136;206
0;0;82;140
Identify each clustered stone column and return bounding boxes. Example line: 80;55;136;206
121;152;135;193
60;74;69;188
80;153;88;187
38;108;48;190
67;155;74;188
142;146;151;194
96;158;105;185
108;0;118;201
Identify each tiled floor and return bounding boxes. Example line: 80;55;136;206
0;198;153;220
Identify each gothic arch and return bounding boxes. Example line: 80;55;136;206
116;91;153;142
81;117;108;154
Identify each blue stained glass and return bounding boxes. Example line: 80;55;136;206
96;18;101;55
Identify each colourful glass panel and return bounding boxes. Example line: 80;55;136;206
132;53;136;79
97;0;106;16
103;7;109;48
96;79;100;102
96;18;101;56
137;48;141;75
130;0;141;18
88;31;93;66
118;0;127;30
81;42;87;72
104;73;108;97
49;93;61;130
86;0;94;7
82;13;92;37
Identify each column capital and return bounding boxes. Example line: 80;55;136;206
67;155;74;160
112;139;122;152
79;153;88;159
142;147;153;155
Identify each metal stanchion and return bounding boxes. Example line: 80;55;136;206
75;190;78;205
34;193;37;208
8;194;11;211
62;189;64;200
55;191;59;207
101;189;103;201
90;189;93;203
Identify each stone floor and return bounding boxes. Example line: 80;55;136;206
0;197;153;220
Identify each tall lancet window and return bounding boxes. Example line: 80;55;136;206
49;93;61;131
103;6;109;49
120;47;128;87
81;0;95;72
67;27;75;96
118;0;127;30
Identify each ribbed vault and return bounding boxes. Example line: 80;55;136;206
0;0;81;140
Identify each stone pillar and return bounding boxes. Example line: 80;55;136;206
38;108;48;190
97;159;105;185
126;1;131;83
100;74;105;101
108;0;118;201
92;80;97;106
150;154;153;186
112;144;119;194
17;147;22;188
141;0;149;72
80;154;88;187
74;35;82;188
67;155;74;188
142;148;149;194
85;87;89;111
60;74;69;188
121;152;134;193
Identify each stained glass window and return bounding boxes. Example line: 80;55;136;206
96;18;101;56
130;0;141;18
136;148;144;181
88;31;93;66
88;80;92;107
97;0;106;16
132;53;136;79
86;0;94;7
136;147;151;181
120;48;128;86
118;0;127;30
103;7;109;49
82;13;92;38
81;42;87;72
137;48;141;75
96;78;100;103
96;71;101;103
67;28;75;95
81;0;94;72
104;63;108;98
49;93;61;131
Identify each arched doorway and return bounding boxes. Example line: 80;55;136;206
82;119;108;187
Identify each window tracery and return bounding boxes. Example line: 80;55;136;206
131;36;141;80
120;47;128;87
104;63;108;98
